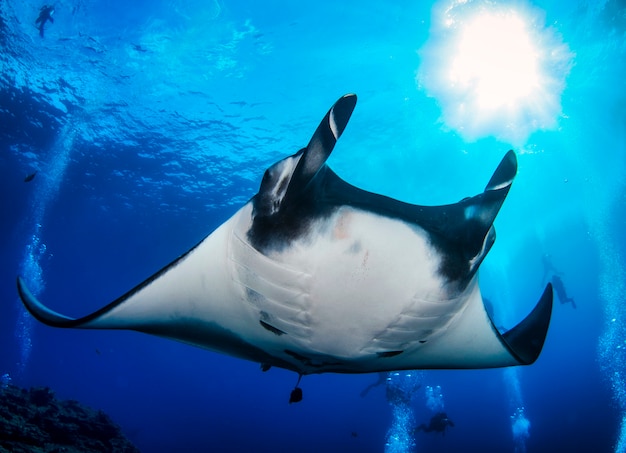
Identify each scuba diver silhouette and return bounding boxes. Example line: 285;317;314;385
552;275;576;309
541;254;563;285
415;412;455;436
360;372;387;398
35;5;55;38
541;254;576;309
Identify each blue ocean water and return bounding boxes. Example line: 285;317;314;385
0;0;624;452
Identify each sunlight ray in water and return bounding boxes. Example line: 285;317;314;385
417;0;573;145
505;368;530;453
15;121;77;377
485;259;534;453
597;226;626;453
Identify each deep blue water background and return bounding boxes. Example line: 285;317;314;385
1;0;625;452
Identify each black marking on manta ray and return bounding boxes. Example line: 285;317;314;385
377;350;404;358
260;320;286;336
248;200;336;253
284;349;343;369
140;320;302;372
248;151;514;286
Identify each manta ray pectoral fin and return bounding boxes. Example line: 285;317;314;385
414;283;553;368
16;233;206;331
17;274;141;330
285;94;357;203
501;283;553;365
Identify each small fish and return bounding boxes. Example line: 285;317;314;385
24;172;37;182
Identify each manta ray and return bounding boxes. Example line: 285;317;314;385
17;94;552;396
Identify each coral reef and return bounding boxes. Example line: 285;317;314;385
0;384;139;453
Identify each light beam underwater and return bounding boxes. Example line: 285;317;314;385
14;121;77;378
418;1;573;145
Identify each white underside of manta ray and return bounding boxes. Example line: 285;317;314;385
18;94;553;381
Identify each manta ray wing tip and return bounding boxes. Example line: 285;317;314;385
502;283;553;365
17;276;76;327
